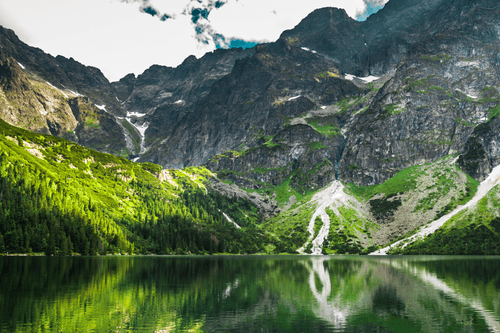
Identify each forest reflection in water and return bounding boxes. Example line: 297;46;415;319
0;255;499;332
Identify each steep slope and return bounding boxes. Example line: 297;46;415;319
0;25;123;116
375;164;500;255
0;55;129;156
139;39;360;168
111;47;254;159
339;1;500;185
0;119;279;255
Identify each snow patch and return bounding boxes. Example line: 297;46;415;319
174;100;184;104
95;105;107;112
371;164;500;255
361;75;379;83
344;74;379;83
288;95;301;101
17;62;25;69
455;89;478;99
68;90;83;97
301;47;317;54
132;157;140;162
126;111;146;118
223;212;241;229
456;61;480;68
321;106;327;110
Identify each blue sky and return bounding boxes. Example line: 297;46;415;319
0;0;388;82
357;3;385;21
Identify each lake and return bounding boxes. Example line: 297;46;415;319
0;255;499;332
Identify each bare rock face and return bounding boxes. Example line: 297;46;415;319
0;25;124;116
140;39;360;169
0;56;78;138
458;116;500;182
67;97;127;156
207;177;280;219
338;1;500;185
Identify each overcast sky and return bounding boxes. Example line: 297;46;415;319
0;0;387;82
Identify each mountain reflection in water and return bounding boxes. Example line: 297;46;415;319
0;255;499;332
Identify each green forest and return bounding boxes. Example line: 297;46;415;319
0;119;288;255
1;115;500;256
389;218;500;255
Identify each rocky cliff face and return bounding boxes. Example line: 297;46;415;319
2;0;500;212
0;50;128;155
67;97;127;156
339;0;500;185
0;26;123;116
458;116;500;182
140;39;360;168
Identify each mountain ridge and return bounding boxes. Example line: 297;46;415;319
1;0;500;255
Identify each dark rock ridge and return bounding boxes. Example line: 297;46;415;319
458;116;500;182
280;0;450;76
0;25;123;116
68;97;127;155
140;39;360;169
2;0;500;196
0;25;254;159
339;0;500;185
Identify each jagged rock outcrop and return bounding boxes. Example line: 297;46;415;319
140;39;360;168
279;0;458;76
207;177;280;219
0;54;127;155
67;97;127;155
458;116;500;182
205;123;344;194
339;1;500;185
0;25;124;116
0;56;78;138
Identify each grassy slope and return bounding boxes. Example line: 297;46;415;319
0;119;268;255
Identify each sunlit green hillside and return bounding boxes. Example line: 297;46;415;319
0;119;271;255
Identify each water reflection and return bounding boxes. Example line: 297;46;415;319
0;256;499;332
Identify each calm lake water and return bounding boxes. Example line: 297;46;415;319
0;255;499;332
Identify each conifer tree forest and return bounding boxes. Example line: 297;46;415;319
0;119;281;255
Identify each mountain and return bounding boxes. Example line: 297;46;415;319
1;0;500;255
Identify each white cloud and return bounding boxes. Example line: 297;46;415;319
0;0;381;82
209;0;368;43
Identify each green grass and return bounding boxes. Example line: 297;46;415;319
346;165;421;200
305;117;340;137
307;142;327;150
312;216;323;240
488;102;500;121
383;103;405;115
